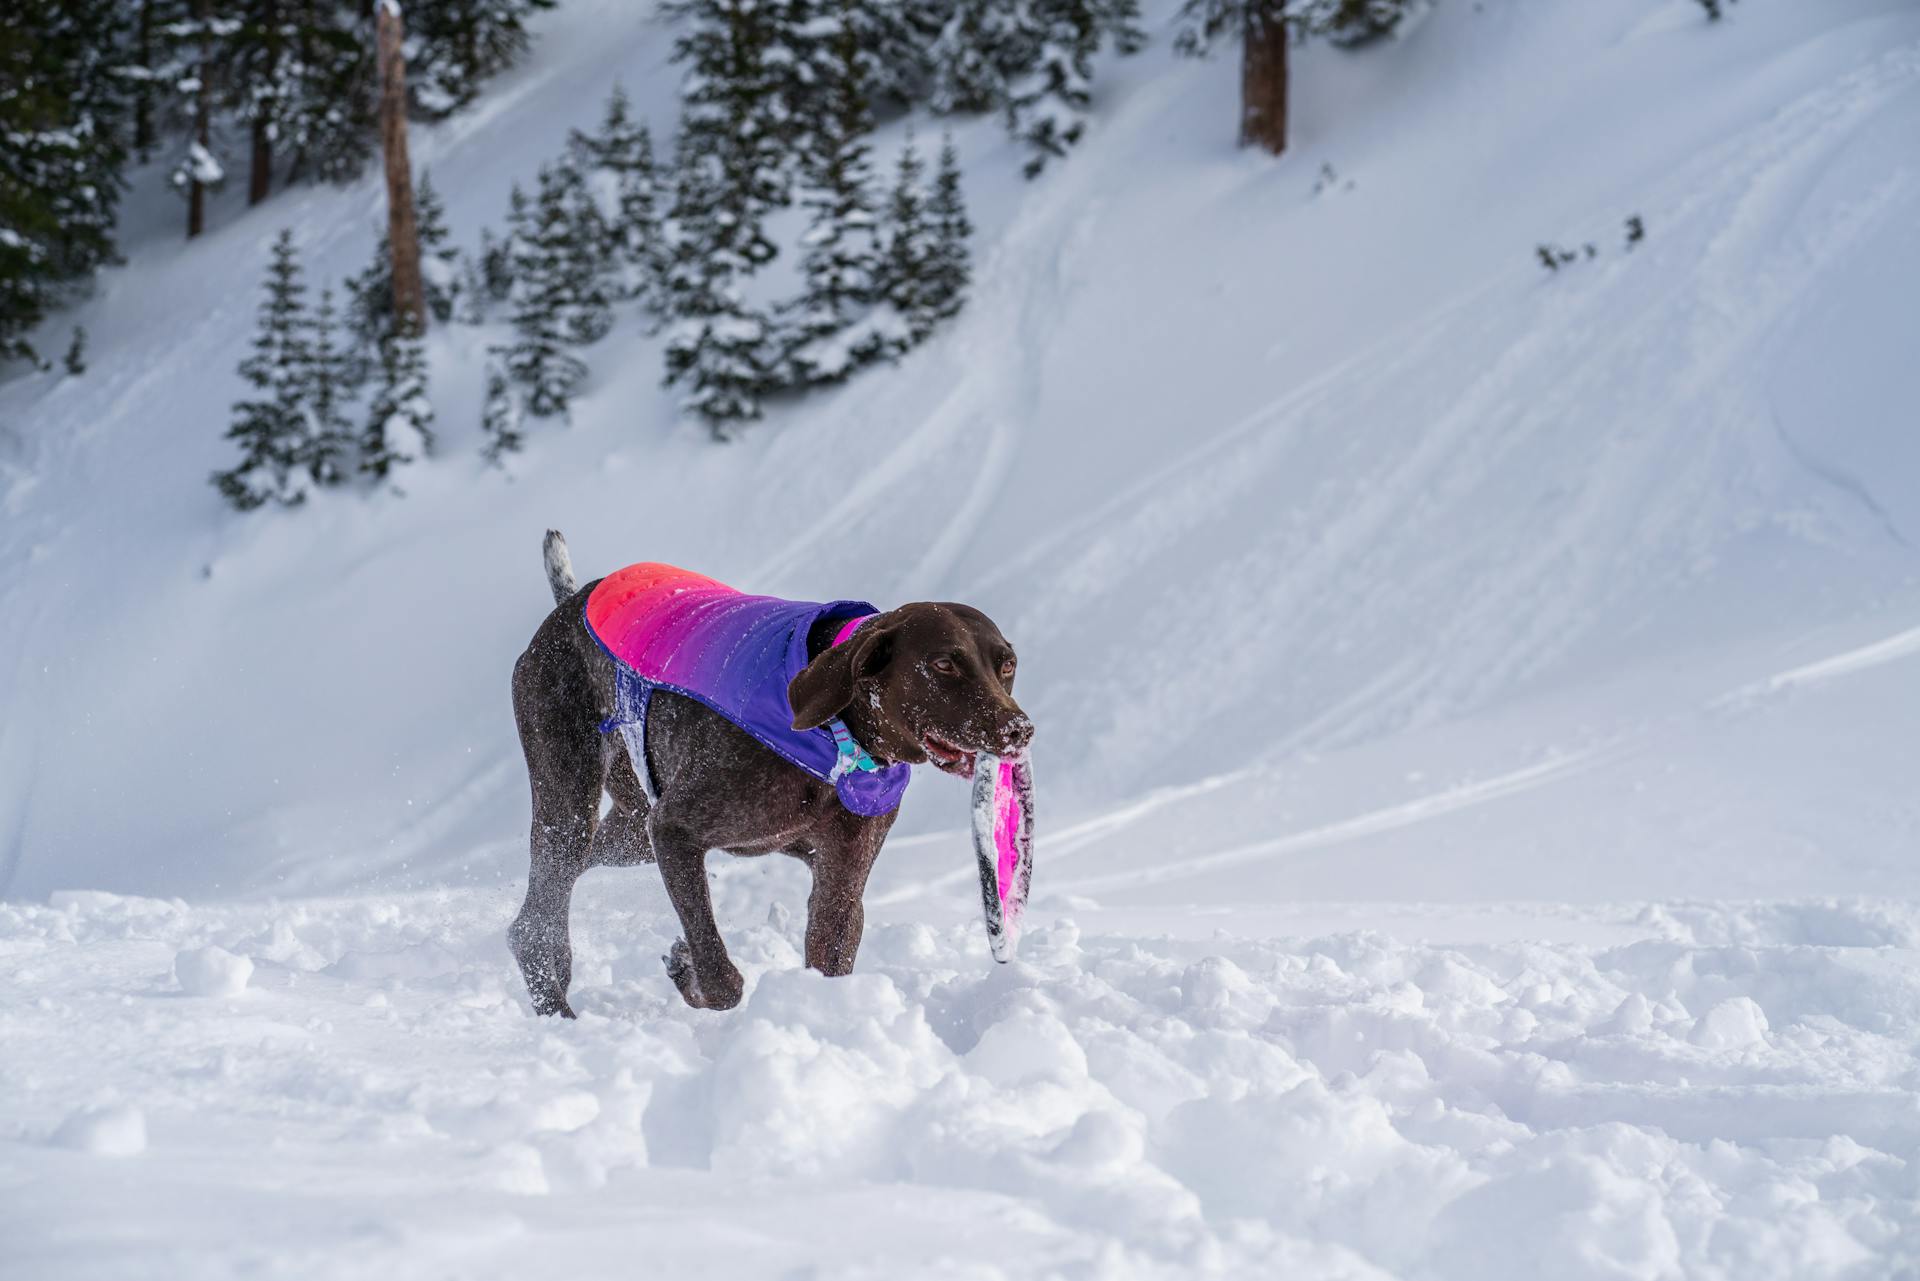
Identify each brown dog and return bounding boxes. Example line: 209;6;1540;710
508;533;1034;1016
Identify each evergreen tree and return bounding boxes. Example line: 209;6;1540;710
479;360;525;463
569;86;663;302
1007;0;1141;178
482;183;531;306
416;169;461;322
782;2;887;385
923;133;972;324
928;0;1031;114
361;323;434;479
213;230;316;509
343;175;456;378
661;0;790;433
305;285;356;484
496;168;593;419
851;0;946;107
409;0;557;119
875;135;937;349
0;0;135;362
64;327;89;376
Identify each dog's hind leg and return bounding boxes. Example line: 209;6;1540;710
588;742;654;867
507;643;604;1019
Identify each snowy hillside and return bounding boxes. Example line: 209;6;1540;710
3;0;1919;1275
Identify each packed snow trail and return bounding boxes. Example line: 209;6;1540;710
4;885;1918;1281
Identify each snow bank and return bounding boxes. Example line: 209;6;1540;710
172;944;254;997
3;887;1916;1277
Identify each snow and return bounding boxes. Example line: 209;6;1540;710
3;0;1920;1274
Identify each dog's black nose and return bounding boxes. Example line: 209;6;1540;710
998;711;1035;753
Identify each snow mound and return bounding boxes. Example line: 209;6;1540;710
172;945;254;997
51;1103;148;1157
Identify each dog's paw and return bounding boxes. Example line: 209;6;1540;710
664;940;744;1011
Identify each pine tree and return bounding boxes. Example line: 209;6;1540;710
213;230;316;509
0;0;135;362
408;0;557;119
923;134;971;324
361;322;434;479
479;360;525;463
343;177;456;379
928;0;1032;114
852;0;946;107
497;168;592;419
483;183;531;306
306;285;356;484
782;1;886;385
569;86;663;302
1008;0;1142;178
875;135;937;349
416;169;460;322
661;0;789;434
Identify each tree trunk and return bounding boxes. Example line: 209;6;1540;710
1240;1;1289;155
188;0;212;239
376;0;426;335
249;117;272;205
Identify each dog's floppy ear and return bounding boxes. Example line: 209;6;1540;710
789;618;897;730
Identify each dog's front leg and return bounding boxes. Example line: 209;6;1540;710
804;846;875;977
650;818;746;1010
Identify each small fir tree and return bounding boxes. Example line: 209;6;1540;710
361;322;435;479
782;2;887;384
63;327;89;376
213;230;317;509
416;169;461;322
876;136;937;348
479;359;525;463
569;85;663;302
923;134;972;324
305;285;357;484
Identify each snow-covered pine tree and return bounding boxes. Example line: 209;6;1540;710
361;321;435;479
305;284;357;484
0;0;135;362
408;0;556;119
539;159;615;346
927;0;1030;114
782;0;888;385
569;85;663;302
222;0;297;204
483;183;531;306
661;0;788;434
496;167;592;419
343;177;455;378
416;169;460;322
479;359;525;463
923;133;972;324
875;134;937;349
851;0;947;107
212;230;317;509
1007;0;1142;178
279;7;376;185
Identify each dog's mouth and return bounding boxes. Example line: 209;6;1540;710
920;733;978;778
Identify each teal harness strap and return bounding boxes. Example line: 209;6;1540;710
827;717;880;780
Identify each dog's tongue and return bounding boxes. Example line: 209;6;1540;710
970;752;1034;963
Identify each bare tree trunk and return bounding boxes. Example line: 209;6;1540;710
376;0;426;335
188;0;212;239
249;118;272;205
1240;1;1289;155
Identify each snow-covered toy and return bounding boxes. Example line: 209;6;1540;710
971;752;1034;962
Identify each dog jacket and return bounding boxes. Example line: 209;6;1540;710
584;562;912;817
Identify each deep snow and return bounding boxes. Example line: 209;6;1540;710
2;0;1919;1274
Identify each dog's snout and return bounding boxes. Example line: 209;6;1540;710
997;708;1035;753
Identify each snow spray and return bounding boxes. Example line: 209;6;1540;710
970;752;1034;962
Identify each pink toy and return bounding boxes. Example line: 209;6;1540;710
971;752;1034;961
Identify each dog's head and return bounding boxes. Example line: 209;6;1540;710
788;603;1034;777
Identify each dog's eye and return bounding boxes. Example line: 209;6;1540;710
930;656;959;676
999;659;1016;680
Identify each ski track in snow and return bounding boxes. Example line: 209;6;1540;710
4;888;1919;1280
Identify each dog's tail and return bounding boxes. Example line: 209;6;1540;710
543;529;578;605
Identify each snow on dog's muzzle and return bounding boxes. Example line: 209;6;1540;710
970;752;1034;962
